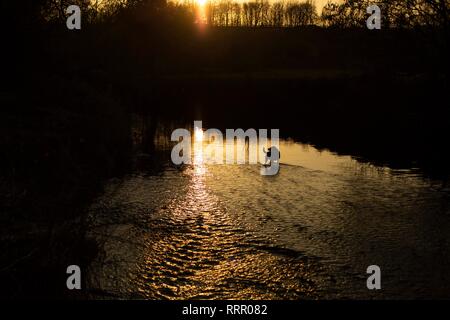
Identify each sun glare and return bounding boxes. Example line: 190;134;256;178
197;0;207;6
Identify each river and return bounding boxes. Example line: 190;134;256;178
86;136;450;299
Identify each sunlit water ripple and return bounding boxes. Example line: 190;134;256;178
86;140;450;299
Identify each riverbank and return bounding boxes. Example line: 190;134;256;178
0;75;131;298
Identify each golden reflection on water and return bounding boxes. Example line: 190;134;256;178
86;126;449;299
193;127;206;175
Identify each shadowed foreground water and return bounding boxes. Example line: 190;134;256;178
86;140;450;299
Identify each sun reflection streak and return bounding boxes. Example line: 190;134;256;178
195;127;204;142
193;127;206;175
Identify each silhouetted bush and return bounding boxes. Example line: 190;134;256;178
321;0;449;29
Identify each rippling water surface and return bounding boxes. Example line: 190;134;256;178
86;139;450;299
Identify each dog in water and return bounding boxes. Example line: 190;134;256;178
263;146;280;166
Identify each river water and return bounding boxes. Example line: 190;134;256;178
86;137;450;299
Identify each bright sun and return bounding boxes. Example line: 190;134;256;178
197;0;207;5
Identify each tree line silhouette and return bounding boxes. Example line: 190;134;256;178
200;0;318;27
10;0;449;29
198;0;449;28
321;0;449;28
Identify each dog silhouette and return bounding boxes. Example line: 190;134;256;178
263;146;280;166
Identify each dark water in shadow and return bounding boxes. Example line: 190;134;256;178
85;123;450;299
